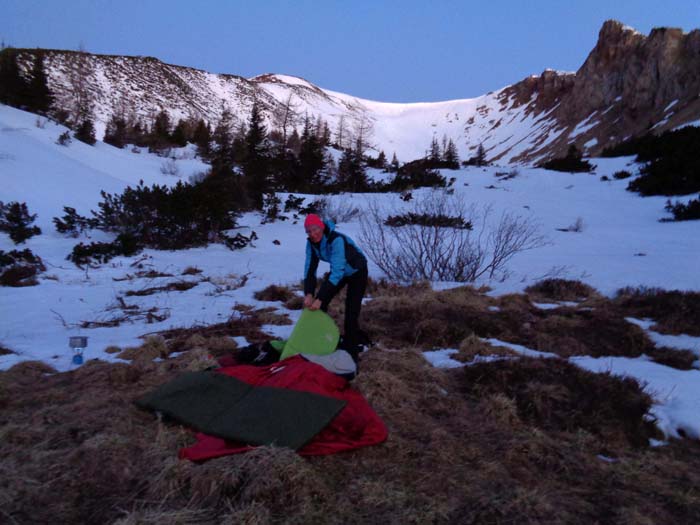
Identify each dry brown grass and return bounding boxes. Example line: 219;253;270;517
3;284;700;523
253;284;296;303
361;282;697;370
525;278;600;302
615;286;700;336
2;343;700;524
153;305;289;355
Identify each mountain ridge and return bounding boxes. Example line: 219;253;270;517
6;19;700;164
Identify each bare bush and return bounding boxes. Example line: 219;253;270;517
359;191;548;282
311;197;360;224
160;158;179;176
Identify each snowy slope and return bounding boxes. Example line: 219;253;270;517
2;103;700;441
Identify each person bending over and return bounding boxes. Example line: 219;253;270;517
303;213;369;360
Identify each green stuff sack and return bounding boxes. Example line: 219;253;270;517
279;309;339;360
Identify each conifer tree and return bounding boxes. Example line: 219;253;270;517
390;152;400;172
337;140;368;192
74;118;96;145
298;116;326;191
104;114;128;148
149;110;172;151
444;138;460;168
27;52;53;115
193;119;212;159
0;201;42;244
475;143;487;166
210;109;235;172
243;99;270;209
429;136;441;162
376;150;387;170
171;119;188;147
0;48;29;108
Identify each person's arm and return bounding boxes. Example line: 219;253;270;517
316;235;345;304
303;241;319;298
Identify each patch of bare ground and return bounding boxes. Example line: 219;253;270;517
0;344;13;356
2;341;700;523
614;286;700;336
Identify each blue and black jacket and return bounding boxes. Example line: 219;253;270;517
304;219;367;303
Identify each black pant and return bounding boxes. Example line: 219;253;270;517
320;265;368;349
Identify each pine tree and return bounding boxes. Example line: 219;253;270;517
298;116;326;191
149;110;172;152
337;140;368;192
171;119;188;147
243;99;270;209
210;109;235;171
475;143;486;166
444;138;460;168
74;118;96;145
376;150;387;170
429;136;441;162
104;114;128;148
0;201;42;244
0;48;29;108
193;119;212;159
26;52;53;115
390;152;400;172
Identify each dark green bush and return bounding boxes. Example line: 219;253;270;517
538;145;594;173
56;173;253;260
0;201;42;244
663;195;700;221
385;212;472;229
613;170;632;180
68;234;141;266
0;248;45;286
603;127;700;196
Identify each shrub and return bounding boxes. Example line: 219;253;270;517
525;279;598;301
360;191;547;282
0;201;42;244
159;158;179;176
307;197;360;224
55;173;253;256
538;145;594;173
68;234;141;266
74;118;96;145
261;193;284;223
663;195;700;221
0;248;45;286
604;127;700;196
384;212;472;229
53;206;97;237
614;286;700;336
384;159;447;191
613;170;632;180
56;131;72;146
460;357;660;448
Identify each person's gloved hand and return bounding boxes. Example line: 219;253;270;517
308;298;322;311
303;294;314;308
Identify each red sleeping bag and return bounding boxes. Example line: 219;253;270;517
179;355;387;460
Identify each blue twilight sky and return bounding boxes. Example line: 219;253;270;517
2;0;700;102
